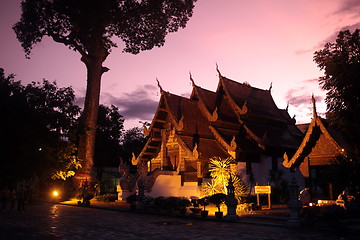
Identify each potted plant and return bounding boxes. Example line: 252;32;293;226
198;196;210;217
178;198;191;215
210;193;226;219
126;193;137;211
189;197;201;215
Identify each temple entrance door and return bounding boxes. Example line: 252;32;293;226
166;144;179;170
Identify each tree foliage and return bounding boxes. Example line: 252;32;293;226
314;29;360;147
120;127;147;165
204;157;247;201
0;68;80;184
320;156;360;197
13;0;197;57
13;0;197;183
94;105;124;169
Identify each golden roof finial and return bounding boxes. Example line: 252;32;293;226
216;62;222;77
311;94;317;118
189;71;196;87
156;78;163;93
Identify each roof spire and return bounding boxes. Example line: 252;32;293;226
156;78;163;94
189;71;196;87
269;82;272;92
216;62;222;77
286;102;289;111
311;94;317;118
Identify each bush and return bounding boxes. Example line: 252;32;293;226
210;193;226;212
126;194;137;206
178;198;191;209
94;194;118;202
198;196;210;211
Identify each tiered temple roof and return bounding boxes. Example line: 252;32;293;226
282;96;355;171
135;71;303;165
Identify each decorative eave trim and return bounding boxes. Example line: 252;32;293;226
316;117;347;155
136;93;167;162
174;133;198;160
162;92;184;131
282;117;317;168
282;116;347;168
190;84;214;120
144;90;166;136
218;76;264;149
209;125;234;152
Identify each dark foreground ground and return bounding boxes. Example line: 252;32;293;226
0;201;357;240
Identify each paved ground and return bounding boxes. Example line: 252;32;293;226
0;201;356;240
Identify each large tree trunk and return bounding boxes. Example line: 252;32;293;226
75;53;108;189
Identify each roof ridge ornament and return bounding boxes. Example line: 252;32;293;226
230;136;237;150
216;62;223;78
193;143;199;159
189;71;196;87
211;107;218;121
143;124;150;137
178;115;184;130
131;152;139;165
156;78;164;94
268;82;272;92
239;101;248;115
311;94;317;118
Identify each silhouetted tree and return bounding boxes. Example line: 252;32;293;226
314;29;360;150
13;0;197;186
94;105;124;184
120;127;147;165
0;68;80;185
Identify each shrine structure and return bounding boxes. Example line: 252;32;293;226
130;69;304;198
282;95;355;199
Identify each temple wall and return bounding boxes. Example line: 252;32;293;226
146;175;181;197
145;175;199;198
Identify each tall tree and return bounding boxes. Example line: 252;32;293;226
314;29;360;150
94;105;124;186
14;0;197;186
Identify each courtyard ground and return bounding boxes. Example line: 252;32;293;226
1;200;358;240
0;199;359;240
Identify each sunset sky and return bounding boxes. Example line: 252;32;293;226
1;0;360;129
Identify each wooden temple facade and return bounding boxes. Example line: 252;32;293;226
282;96;355;200
133;70;304;198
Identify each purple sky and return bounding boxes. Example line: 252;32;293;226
1;0;360;129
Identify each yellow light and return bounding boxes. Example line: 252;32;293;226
53;191;59;197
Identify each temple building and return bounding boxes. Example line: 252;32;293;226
131;70;304;198
282;96;356;200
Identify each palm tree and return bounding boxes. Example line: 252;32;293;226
209;157;233;194
208;157;247;201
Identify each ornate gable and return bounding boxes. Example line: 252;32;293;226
283;97;349;169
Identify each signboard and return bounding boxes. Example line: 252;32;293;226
255;185;271;194
255;185;272;209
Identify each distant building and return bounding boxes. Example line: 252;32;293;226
131;70;304;198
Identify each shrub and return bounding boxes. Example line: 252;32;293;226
210;193;226;212
94;194;117;202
